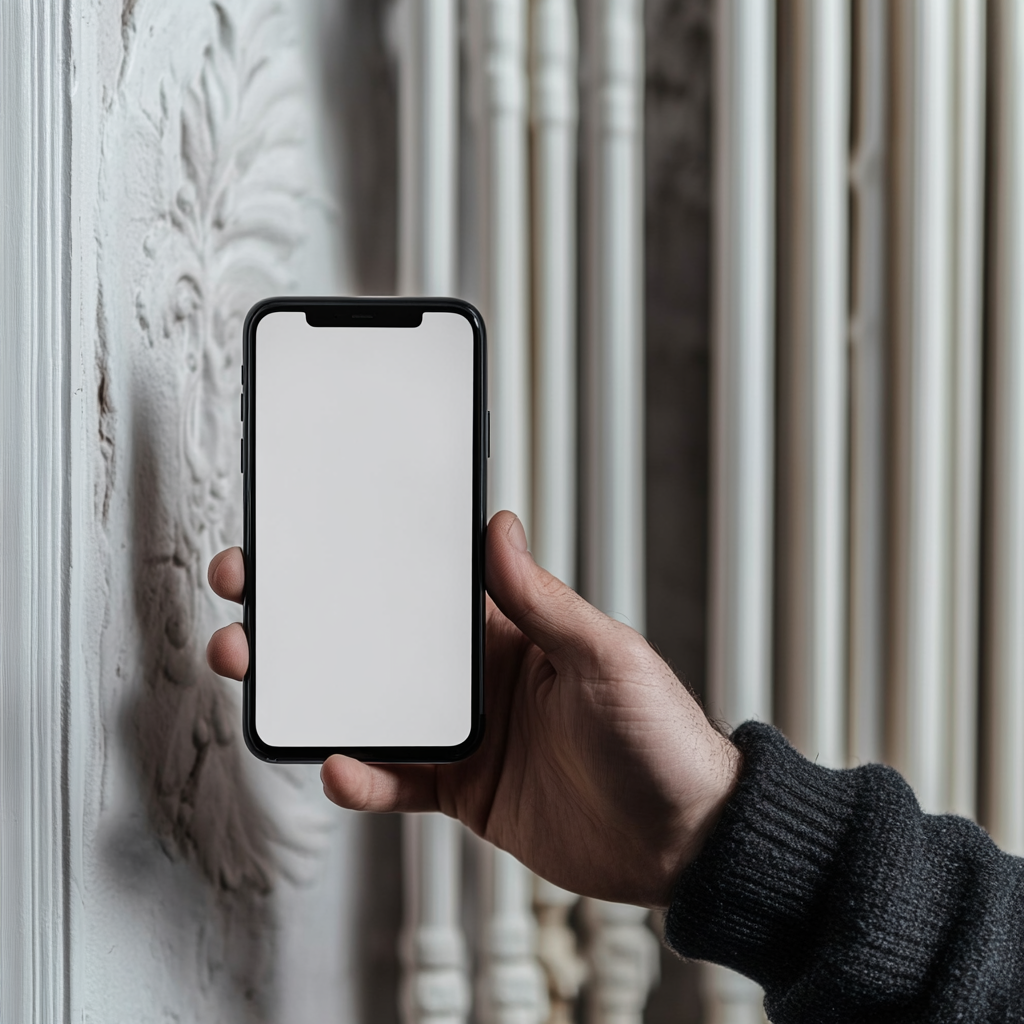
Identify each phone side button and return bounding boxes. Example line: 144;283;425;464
240;438;244;474
486;411;490;459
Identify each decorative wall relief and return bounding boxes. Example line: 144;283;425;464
128;0;309;895
139;0;306;587
87;0;353;1015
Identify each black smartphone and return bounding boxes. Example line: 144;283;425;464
240;297;487;763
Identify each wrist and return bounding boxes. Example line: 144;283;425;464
652;732;743;909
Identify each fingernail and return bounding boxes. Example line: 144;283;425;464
508;514;528;553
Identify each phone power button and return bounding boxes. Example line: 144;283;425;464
486;411;490;459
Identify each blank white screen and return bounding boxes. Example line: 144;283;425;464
254;310;474;749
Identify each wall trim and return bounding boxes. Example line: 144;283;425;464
0;0;72;1020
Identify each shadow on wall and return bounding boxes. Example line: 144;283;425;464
125;392;279;1011
644;0;713;1021
324;0;399;296
354;813;404;1024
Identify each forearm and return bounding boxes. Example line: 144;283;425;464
664;722;1024;1023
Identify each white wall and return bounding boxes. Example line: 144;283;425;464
6;0;369;1019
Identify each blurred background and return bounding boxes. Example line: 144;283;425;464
3;1;1022;1023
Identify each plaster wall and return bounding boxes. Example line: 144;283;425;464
71;1;365;1019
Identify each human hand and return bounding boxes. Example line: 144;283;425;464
206;510;740;908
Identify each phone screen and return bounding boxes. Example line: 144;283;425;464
247;306;481;756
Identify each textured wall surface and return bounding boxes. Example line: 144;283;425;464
77;1;364;1020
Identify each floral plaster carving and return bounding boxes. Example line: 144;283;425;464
139;0;306;579
83;0;349;1016
99;0;316;899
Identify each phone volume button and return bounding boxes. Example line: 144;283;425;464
240;438;244;474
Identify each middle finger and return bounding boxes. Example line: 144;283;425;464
207;622;249;680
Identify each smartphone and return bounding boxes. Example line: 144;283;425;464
240;297;487;763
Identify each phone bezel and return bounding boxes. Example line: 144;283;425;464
241;296;487;764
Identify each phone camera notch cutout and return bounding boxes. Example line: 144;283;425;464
304;306;423;329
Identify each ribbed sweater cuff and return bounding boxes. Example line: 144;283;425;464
664;722;862;986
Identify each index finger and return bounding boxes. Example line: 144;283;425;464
208;546;245;603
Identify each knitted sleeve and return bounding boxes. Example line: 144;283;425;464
664;722;1024;1023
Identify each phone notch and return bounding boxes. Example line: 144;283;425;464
304;306;423;329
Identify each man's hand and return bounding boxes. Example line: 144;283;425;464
206;510;740;909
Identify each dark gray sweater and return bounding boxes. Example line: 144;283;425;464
664;722;1024;1022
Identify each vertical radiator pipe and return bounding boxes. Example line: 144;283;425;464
948;0;986;822
984;0;1024;855
581;0;645;630
533;878;587;1024
402;820;471;1024
479;0;532;523
582;900;659;1024
529;12;584;1019
478;845;549;1024
475;3;548;1022
887;0;955;814
775;0;850;769
707;0;775;1019
708;1;775;730
847;0;888;769
530;0;578;584
398;0;458;298
578;4;656;1023
396;5;471;1024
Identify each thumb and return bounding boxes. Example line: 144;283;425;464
485;511;607;666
